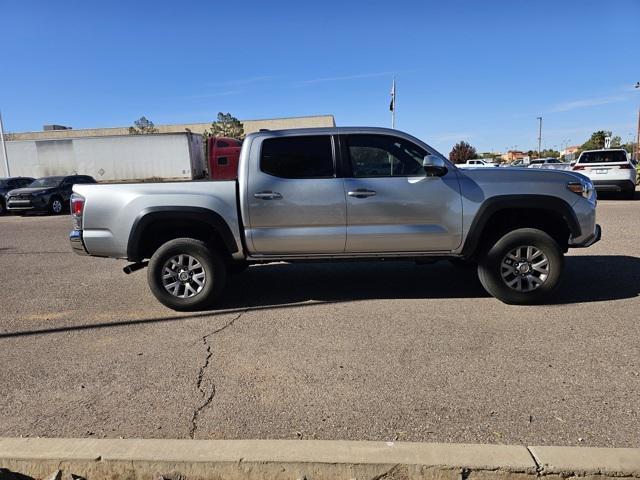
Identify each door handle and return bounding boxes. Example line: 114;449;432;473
347;189;377;199
253;191;282;200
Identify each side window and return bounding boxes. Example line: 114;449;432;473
260;136;334;179
216;140;230;148
346;135;426;178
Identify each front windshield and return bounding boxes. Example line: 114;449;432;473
0;179;7;187
27;177;63;188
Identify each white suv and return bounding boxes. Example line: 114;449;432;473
572;149;637;199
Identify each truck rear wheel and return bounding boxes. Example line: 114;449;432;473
477;228;563;305
147;238;226;311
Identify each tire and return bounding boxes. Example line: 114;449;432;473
147;238;227;311
477;228;563;305
49;196;64;215
0;200;5;215
622;188;635;200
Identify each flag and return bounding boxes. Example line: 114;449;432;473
389;78;396;112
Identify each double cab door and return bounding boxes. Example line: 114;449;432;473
246;131;462;256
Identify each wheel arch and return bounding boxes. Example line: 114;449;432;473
461;195;581;257
127;206;238;262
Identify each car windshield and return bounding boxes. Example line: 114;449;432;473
0;179;7;187
578;151;628;164
27;177;64;188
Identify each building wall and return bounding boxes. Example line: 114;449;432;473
8;115;336;141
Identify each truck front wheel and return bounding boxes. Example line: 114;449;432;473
477;228;563;305
147;238;226;311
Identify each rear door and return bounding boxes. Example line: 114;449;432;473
246;134;347;254
340;133;463;253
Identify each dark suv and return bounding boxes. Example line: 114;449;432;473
6;175;96;215
0;177;35;215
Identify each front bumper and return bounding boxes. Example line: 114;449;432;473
69;230;89;255
6;195;49;211
570;224;601;248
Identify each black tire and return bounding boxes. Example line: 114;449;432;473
622;188;636;200
0;199;5;215
49;196;64;215
477;228;563;305
147;238;226;311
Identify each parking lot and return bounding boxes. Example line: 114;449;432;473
0;193;638;447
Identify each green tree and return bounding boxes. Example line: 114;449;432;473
581;130;611;150
449;141;478;164
206;112;244;139
128;116;158;134
540;149;560;158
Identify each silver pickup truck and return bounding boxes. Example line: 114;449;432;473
70;127;601;310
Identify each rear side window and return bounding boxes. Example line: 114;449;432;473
216;140;229;148
578;151;628;164
260;136;334;178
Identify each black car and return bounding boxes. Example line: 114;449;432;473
6;175;97;215
0;177;35;215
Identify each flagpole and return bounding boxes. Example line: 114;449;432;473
391;76;396;129
0;110;10;177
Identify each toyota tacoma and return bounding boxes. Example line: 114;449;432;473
69;127;601;309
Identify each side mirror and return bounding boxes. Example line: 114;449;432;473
423;155;448;177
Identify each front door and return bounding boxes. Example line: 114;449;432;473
341;134;463;253
246;134;347;255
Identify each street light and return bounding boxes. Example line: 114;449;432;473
536;117;542;159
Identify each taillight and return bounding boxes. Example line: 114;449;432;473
70;194;85;230
572;165;585;170
618;163;632;169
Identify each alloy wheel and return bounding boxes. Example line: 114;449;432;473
500;245;549;292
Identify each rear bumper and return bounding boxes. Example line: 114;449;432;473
592;180;636;192
570;224;601;248
69;230;89;255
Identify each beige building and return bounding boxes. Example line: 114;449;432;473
501;150;526;162
8;114;335;141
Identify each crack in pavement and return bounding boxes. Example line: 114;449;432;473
189;310;246;439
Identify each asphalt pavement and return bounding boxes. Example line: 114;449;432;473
0;194;638;446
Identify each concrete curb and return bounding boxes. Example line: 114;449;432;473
0;438;638;480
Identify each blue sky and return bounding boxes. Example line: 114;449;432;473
1;0;638;154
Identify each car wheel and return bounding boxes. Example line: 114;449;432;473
49;197;64;215
477;228;563;305
0;200;5;215
147;238;226;311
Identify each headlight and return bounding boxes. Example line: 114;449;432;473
567;180;593;198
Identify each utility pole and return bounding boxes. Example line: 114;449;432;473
536;117;542;159
635;82;640;161
0;110;9;177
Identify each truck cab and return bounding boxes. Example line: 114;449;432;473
207;136;242;180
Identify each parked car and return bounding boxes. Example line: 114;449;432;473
0;177;35;215
70;127;600;309
6;175;97;214
572;149;637;199
458;159;499;168
528;158;563;168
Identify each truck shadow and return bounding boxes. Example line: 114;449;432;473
220;255;640;308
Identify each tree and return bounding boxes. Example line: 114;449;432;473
206;112;244;139
580;130;611;150
540;149;560;158
449;141;478;164
129;116;158;134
